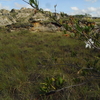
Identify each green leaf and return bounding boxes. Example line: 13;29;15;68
76;23;82;32
63;30;66;34
58;77;64;85
29;0;39;9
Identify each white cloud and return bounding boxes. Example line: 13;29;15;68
0;3;10;10
43;8;51;11
87;7;96;12
71;7;79;11
14;3;25;8
14;2;51;11
70;6;100;17
25;5;33;8
14;2;32;9
85;0;97;3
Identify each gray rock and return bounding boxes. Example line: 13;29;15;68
10;9;19;13
29;12;49;22
0;16;16;26
0;7;66;32
0;9;10;15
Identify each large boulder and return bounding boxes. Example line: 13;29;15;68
0;15;16;26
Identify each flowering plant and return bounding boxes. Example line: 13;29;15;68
85;38;94;49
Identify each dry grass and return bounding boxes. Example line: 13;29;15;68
0;30;100;100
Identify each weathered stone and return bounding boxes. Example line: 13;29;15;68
0;16;14;26
0;9;10;15
0;7;68;32
29;12;49;22
16;13;30;18
10;9;19;13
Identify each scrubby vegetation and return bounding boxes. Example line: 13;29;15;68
0;0;100;100
0;29;100;100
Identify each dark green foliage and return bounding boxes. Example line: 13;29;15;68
29;0;39;9
39;76;65;95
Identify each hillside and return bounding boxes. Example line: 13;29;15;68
0;29;100;100
0;8;66;32
0;7;100;100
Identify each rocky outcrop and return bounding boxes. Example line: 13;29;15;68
1;8;100;32
0;16;16;26
0;9;16;26
0;8;68;32
30;21;60;32
0;8;34;26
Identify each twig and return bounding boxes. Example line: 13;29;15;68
73;26;100;50
22;0;30;5
22;0;36;9
45;82;86;96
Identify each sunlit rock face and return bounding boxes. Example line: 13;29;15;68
0;8;63;31
0;8;34;26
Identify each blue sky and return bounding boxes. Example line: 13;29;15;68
0;0;100;17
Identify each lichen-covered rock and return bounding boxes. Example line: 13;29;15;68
0;9;10;15
0;16;16;26
0;8;35;26
0;7;66;32
29;12;49;22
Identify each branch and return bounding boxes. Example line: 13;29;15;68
45;82;86;96
23;0;30;5
72;26;100;50
22;0;36;9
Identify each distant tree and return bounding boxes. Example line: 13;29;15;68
74;14;85;18
84;13;92;18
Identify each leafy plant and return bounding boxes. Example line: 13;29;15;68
29;0;39;9
23;0;39;10
39;76;65;95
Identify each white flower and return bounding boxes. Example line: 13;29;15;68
85;39;94;49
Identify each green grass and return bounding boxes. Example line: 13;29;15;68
93;18;100;22
88;18;100;24
0;30;100;100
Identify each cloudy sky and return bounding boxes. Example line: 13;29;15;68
0;0;100;17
